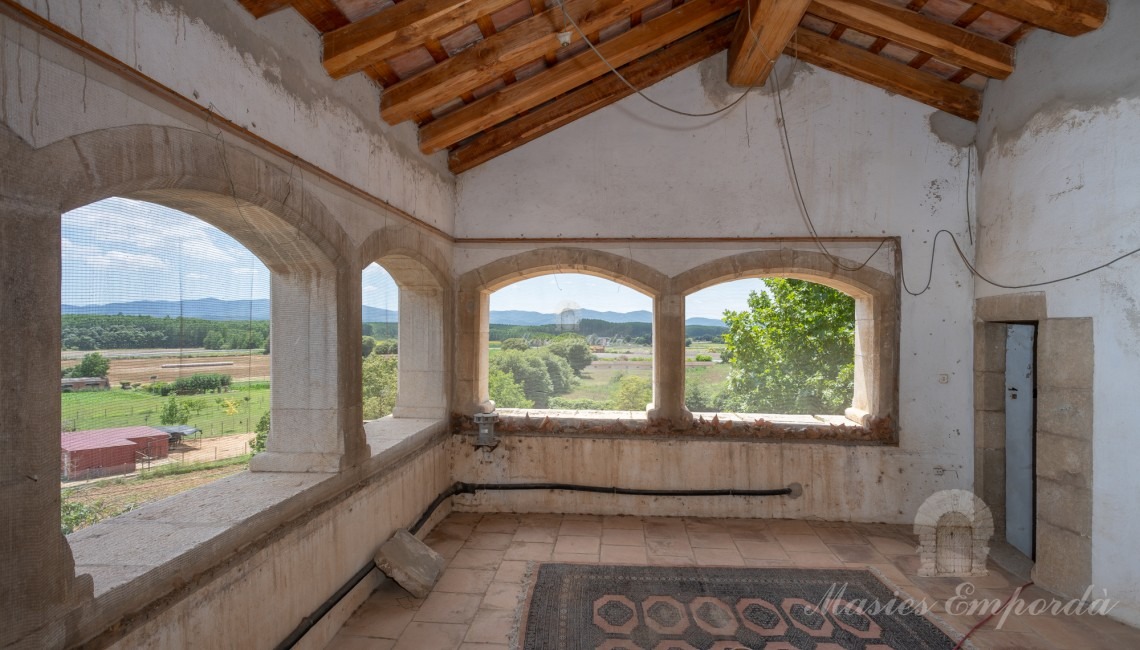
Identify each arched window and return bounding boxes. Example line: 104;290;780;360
487;274;654;412
60;198;270;532
361;263;399;421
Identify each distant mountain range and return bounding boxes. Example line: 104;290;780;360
62;299;725;327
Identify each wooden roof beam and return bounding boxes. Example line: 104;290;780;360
785;26;981;120
382;0;668;125
323;0;520;79
809;0;1014;79
727;0;811;86
970;0;1106;37
419;0;741;153
449;17;737;173
238;0;293;19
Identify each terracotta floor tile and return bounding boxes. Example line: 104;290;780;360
413;592;483;624
813;528;867;546
644;520;687;538
784;551;843;568
327;634;396;649
601;528;645;547
866;535;916;555
828;543;888;565
552;551;599;563
600;544;648;565
693;547;745;566
464;532;514;551
339;602;417;639
464;609;514;644
502;541;553;561
766;519;817;535
449;548;507;570
391;622;468;650
474;517;519;535
481;582;525;610
602;515;644;529
728;528;773;543
435;568;496;594
435;522;476;540
649;553;697;566
512;526;558;544
646;537;693;557
459;644;509;650
735;540;789;561
774;533;831;554
429;538;466;561
555;535;600;554
743;558;793;568
558;519;603;536
493;560;529;583
688;531;736;549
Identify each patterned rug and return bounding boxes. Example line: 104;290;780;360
518;564;957;649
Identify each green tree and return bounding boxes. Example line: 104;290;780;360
202;331;225;350
533;349;576;395
251;411;270;453
490;350;554;407
500;337;530;351
488;368;532;409
362;354;398;419
548;333;594;375
610;375;652;411
159;396;190;425
361;335;377;358
65;352;111;378
720;278;855;415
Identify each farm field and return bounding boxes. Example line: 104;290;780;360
61;380;269;438
63;350;271;385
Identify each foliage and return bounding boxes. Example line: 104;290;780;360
373;339;398;355
137;453;251;479
62;381;269;437
694;354;713;362
549;397;610;410
60;499;123;535
361;335;377;358
61;314;268;351
170;373;231;395
63;352;110;378
251;412;269;453
362;322;398;339
500;338;530;351
548;333;595;375
488;368;533;409
490;350;554;408
720;278;855;415
533;349;577;395
362;354;398;419
610;375;652;411
159;396;191;425
685;381;716;412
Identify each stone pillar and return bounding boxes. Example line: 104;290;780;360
251;263;369;472
649;293;692;425
0;201;91;647
393;287;447;419
455;287;492;415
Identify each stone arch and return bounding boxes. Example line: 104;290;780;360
455;247;667;414
359;228;452;419
672;249;899;430
915;489;994;577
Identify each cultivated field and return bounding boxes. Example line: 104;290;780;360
62;350;271;385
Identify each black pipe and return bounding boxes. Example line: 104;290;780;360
280;480;793;648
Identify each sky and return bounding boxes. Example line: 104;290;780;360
62;198;269;306
63;198;765;320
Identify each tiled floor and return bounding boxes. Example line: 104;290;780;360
327;512;1140;649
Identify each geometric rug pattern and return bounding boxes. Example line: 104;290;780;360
520;565;956;649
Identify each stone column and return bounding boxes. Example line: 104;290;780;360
649;293;692;425
392;287;447;419
455;287;492;415
0;201;92;647
251;263;369;472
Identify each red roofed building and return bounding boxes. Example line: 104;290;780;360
60;426;170;480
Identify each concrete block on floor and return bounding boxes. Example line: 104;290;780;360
376;529;446;598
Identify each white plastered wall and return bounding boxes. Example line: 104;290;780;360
455;56;979;524
975;1;1140;626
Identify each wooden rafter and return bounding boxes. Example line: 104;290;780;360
786;26;981;120
449;17;737;173
808;0;1013;79
969;0;1106;37
323;0;521;79
727;0;811;86
381;0;668;125
418;0;742;153
238;0;293;19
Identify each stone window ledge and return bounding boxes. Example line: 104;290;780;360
455;409;892;444
66;417;446;636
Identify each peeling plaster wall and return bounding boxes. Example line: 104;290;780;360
455;59;979;525
976;1;1140;625
4;0;456;234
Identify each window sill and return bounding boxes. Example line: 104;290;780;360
461;409;892;443
66;417;447;635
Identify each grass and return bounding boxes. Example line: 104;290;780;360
562;365;652;402
138;453;252;479
61;381;269;438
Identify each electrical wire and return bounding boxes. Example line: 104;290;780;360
951;581;1034;650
